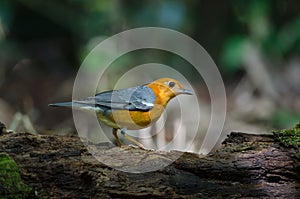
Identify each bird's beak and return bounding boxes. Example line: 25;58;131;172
176;88;193;95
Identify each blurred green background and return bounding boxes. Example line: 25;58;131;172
0;0;300;138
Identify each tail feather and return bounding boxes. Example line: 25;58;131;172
49;101;100;112
48;102;73;107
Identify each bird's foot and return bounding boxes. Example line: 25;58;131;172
119;144;154;151
128;144;154;151
119;129;155;151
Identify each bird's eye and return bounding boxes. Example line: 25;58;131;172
168;81;175;88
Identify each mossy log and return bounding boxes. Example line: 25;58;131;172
0;132;299;198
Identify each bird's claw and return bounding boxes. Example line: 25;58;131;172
127;144;154;151
120;144;154;151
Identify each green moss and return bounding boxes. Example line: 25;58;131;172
0;153;32;199
273;122;300;158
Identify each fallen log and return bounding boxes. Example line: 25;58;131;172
0;131;299;198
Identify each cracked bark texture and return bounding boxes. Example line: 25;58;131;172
0;132;299;198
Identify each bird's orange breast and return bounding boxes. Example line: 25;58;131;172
96;104;165;130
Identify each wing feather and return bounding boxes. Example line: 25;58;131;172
75;85;156;111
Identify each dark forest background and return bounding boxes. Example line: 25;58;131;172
0;0;299;150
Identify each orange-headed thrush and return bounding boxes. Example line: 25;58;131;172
49;78;192;148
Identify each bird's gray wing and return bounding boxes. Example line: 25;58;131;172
77;85;156;111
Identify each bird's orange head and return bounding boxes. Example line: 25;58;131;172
147;78;192;105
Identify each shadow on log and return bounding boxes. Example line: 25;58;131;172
0;132;299;198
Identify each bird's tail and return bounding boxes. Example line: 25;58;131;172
49;101;98;112
49;102;74;108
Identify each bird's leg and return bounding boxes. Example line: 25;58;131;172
120;129;145;149
112;128;122;147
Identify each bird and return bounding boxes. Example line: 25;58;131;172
49;78;192;148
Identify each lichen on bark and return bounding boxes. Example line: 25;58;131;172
273;121;300;158
0;152;32;199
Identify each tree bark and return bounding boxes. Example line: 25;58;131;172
0;132;299;198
